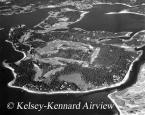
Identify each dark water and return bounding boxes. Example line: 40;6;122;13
68;4;145;37
117;46;145;91
1;3;145;115
0;8;51;29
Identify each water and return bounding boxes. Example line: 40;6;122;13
117;46;145;91
68;4;145;37
0;8;50;29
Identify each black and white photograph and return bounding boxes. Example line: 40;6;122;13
1;0;145;115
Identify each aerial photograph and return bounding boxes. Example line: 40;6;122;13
0;0;145;115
